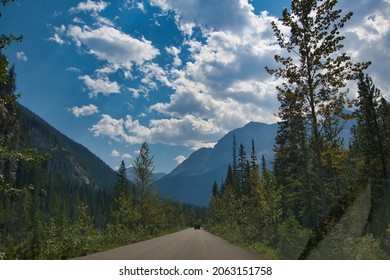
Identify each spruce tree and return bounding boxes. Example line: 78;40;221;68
353;74;390;234
114;160;131;197
133;141;154;227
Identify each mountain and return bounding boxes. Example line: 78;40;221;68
18;104;117;193
126;167;167;183
155;122;278;206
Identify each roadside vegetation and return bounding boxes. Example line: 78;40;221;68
207;0;390;259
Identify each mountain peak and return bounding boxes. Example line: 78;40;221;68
156;121;278;206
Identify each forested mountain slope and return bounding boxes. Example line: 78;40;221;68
18;104;117;193
156;122;278;206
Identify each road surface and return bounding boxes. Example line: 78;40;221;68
75;228;261;260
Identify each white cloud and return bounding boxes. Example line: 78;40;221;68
90;113;222;149
341;0;390;97
150;0;254;34
48;25;67;45
63;0;389;152
70;104;99;117
110;149;120;157
68;25;160;73
122;153;133;159
90;114;125;141
16;51;28;61
174;155;186;164
95;16;115;27
145;0;280;135
68;0;282;150
166;46;182;67
73;17;85;24
48;33;65;45
69;0;109;14
66;66;81;72
125;0;146;13
79;75;121;97
63;0;281;149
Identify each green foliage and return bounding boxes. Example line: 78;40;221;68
309;230;385;259
206;1;389;259
266;0;370;222
350;74;390;234
277;212;311;259
207;138;283;259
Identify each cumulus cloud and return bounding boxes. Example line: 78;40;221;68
90;113;222;148
109;149;120;157
16;51;28;62
122;153;133;159
166;46;182;67
125;0;146;13
70;104;99;117
59;0;390;152
48;25;67;45
174;155;186;164
69;0;109;14
341;0;390;96
79;75;121;97
150;0;255;34
68;25;160;72
145;0;281;134
60;0;282;149
90;114;125;141
48;33;65;45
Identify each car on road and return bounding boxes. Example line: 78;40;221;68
194;224;201;230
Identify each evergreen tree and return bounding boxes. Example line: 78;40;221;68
237;143;249;196
352;74;390;234
250;139;257;168
232;134;238;177
133;141;154;228
266;0;370;218
116;161;131;195
211;180;219;197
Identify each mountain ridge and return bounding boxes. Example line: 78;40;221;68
18;104;117;193
155;121;278;206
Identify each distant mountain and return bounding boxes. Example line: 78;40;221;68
155;122;278;206
18;105;117;193
126;167;167;183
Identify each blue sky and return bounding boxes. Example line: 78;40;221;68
2;0;390;173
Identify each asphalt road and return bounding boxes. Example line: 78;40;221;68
75;228;261;260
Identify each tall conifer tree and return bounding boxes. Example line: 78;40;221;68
266;0;370;218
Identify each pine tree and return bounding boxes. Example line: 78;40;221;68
266;0;370;218
133;141;154;228
212;180;219;197
113;160;131;203
250;139;257;168
237;143;249;196
232;134;238;177
352;74;390;234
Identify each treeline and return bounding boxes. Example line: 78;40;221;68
0;55;202;259
207;0;390;259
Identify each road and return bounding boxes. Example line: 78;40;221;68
75;228;261;260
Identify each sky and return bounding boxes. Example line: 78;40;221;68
2;0;390;173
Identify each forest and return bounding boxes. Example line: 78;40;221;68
207;0;390;259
